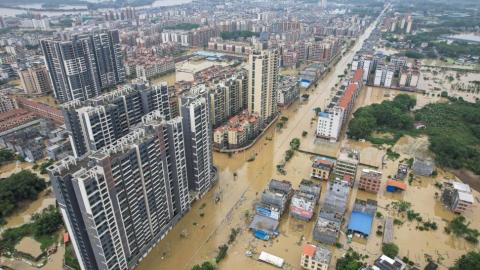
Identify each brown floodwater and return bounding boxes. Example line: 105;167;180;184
136;17;382;270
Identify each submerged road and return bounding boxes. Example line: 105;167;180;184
136;8;385;270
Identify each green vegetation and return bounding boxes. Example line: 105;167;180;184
0;149;16;165
164;23;200;30
350;95;480;174
404;50;425;59
445;216;479;244
347;94;416;144
65;244;81;270
220;31;259;40
0;170;47;225
228;228;239;244
290;138;301;150
382;243;399;258
450;251;480;270
391;201;412;213
386;148;400;160
415;100;480;174
192;262;216;270
39;160;54;174
215;244;228;263
302;131;308;137
0;206;62;253
336;248;366;270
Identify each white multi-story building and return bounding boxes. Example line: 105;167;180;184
316;107;344;142
247;49;279;124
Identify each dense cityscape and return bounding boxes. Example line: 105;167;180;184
0;0;479;270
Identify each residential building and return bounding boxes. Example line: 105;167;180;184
313;179;350;244
333;149;360;181
290;180;321;221
48;113;191;270
277;76;299;108
358;169;382;193
412;157;435;176
62;80;171;158
41;30;125;102
316;107;344;142
0;93;17;113
125;56;175;80
301;244;331;270
213;110;260;150
442;181;474;214
180;92;215;196
19;64;52;94
16;97;64;124
0;109;37;133
362;255;406;270
311;158;334;180
247;49;279;124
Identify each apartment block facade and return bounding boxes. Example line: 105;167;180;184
41;30;125;102
180;92;215;196
48;114;190;270
62;80;171;158
247;49;279;124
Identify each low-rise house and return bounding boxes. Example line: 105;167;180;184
301;244;331;270
358;169;382;193
313;179;350;244
441;181;474;214
333;149;360;183
250;179;293;236
290;181;321;221
277;76;299;108
412;157;435;176
347;199;377;238
362;254;406;270
311;158;334;180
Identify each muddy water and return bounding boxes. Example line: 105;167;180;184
136;15;382;270
3;188;56;229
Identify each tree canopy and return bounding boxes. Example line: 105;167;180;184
382;243;399;258
450;251;480;270
0;170;47;224
347;94;416;141
336;249;366;270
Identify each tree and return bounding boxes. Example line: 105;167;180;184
347;115;376;139
215;244;228;263
392;94;417;111
382;243;399;258
450;251;480;270
192;262;216;270
0;149;15;165
336;249;365;270
0;170;47;224
313;107;322;115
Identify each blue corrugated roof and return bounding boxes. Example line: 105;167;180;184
347;211;373;236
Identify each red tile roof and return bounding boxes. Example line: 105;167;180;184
352;68;364;82
303;244;316;257
338;83;357;109
387;179;407;190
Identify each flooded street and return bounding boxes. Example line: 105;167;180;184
136;16;381;270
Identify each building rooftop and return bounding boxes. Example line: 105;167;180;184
338;83;358;109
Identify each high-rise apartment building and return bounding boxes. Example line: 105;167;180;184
41;30;125;103
48;112;191;270
62;80;171;158
247;49;279;124
180;92;214;196
208;72;248;127
19;64;52;94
